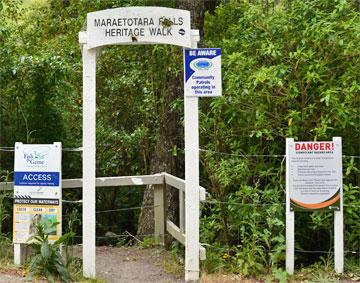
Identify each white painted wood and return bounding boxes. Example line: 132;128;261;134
0;182;13;190
63;174;163;188
333;137;344;273
184;29;200;282
166;219;185;245
286;138;295;275
167;220;206;262
14;244;21;265
12;140;22;268
79;8;203;280
179;190;185;233
96;174;163;187
54;142;63;245
82;44;97;278
154;184;165;245
164;172;185;190
79;31;87;45
1;174;207;194
199;186;206;201
86;7;191;49
163;172;206;201
62;179;83;189
199;245;206;261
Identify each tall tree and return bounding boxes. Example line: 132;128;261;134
137;0;206;238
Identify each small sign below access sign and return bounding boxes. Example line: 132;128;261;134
184;48;222;97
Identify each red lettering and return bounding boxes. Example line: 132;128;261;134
294;141;335;151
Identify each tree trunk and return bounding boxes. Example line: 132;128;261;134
136;72;181;238
177;0;205;47
137;0;206;238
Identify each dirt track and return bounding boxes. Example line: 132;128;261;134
77;246;185;283
0;246;185;283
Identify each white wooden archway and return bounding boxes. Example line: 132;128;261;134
79;7;201;281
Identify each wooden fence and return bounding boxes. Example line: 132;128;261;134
0;172;206;260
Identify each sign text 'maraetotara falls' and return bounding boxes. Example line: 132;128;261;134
94;16;184;37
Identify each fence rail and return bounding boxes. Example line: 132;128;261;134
0;172;207;260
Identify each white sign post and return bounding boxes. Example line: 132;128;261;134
13;143;62;264
286;137;343;274
183;45;221;281
79;7;211;281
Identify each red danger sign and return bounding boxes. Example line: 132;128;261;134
295;142;334;151
287;140;342;211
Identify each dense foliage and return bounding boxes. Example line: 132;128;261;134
0;0;359;278
200;0;360;275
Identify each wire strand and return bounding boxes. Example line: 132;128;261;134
95;205;158;214
73;233;154;239
202;243;360;255
199;148;360;159
0;147;82;152
203;200;360;208
2;195;360;209
1;146;358;158
199;148;285;158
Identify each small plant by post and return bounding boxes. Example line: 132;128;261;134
26;222;74;282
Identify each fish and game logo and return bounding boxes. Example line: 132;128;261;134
22;147;51;166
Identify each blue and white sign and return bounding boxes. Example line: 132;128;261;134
13;143;62;244
14;172;60;187
184;48;222;97
14;143;62;201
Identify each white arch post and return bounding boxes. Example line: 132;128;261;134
79;35;97;277
184;29;200;282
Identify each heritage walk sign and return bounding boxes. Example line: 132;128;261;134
86;7;191;48
13;143;62;263
79;7;217;282
286;137;343;274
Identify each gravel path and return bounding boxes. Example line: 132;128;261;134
0;246;185;283
77;246;185;283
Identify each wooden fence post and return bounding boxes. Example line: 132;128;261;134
14;244;22;265
179;191;185;233
154;183;166;245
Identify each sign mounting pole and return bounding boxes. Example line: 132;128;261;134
184;29;200;282
334;136;344;273
285;138;295;274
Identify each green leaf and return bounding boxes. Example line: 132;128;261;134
40;242;51;259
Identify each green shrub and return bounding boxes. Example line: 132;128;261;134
27;222;74;282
